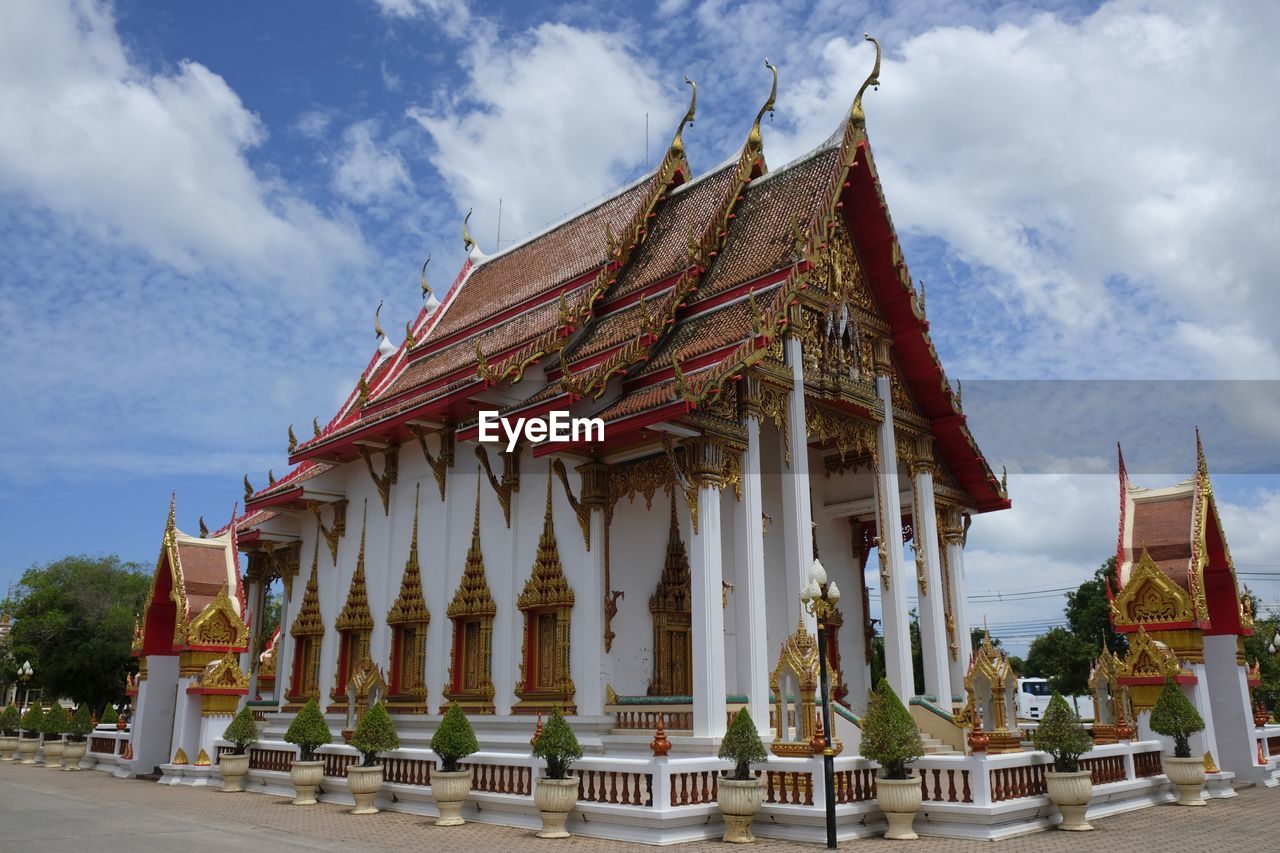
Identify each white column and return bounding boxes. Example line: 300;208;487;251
913;466;951;705
571;461;608;718
874;362;913;700
780;335;815;633
735;417;771;731
944;515;970;697
687;440;728;738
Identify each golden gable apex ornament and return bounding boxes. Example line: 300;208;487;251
290;539;325;638
1111;549;1195;628
447;474;497;619
202;651;250;691
187;586;249;651
1116;626;1185;681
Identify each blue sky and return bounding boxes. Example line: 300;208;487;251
2;0;1278;652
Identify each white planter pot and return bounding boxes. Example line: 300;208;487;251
289;759;325;805
0;735;18;761
42;737;65;768
219;753;251;792
876;773;922;841
431;768;472;826
17;736;39;764
347;764;385;814
1045;770;1093;830
1164;756;1206;806
716;776;765;843
534;776;579;838
61;740;87;771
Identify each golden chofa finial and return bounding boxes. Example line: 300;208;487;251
312;417;322;438
288;424;298;453
463;208;476;252
748;58;778;147
374;300;385;339
243;475;253;501
420;254;432;301
851;33;881;128
671;76;697;155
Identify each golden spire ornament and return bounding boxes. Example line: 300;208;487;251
851;33;881;128
463;208;476;252
748;58;778;146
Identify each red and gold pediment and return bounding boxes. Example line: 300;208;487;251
195;651;250;691
769;619;822;693
187;587;249;651
1111;549;1195;628
1116;627;1186;682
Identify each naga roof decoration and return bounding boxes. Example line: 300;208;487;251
1114;430;1249;636
387;484;430;626
272;39;1005;514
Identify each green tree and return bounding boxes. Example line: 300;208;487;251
2;555;149;711
531;709;581;780
431;702;479;772
257;589;282;650
1032;693;1091;772
0;704;19;735
350;701;399;766
1149;678;1204;757
859;678;923;780
283;698;331;762
1065;557;1128;656
67;705;93;742
718;708;767;780
1024;627;1095;695
223;705;258;754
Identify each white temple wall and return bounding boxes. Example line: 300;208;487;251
758;423;791;669
719;483;740;696
1204;635;1264;780
608;490;675;695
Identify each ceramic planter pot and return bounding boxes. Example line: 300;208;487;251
347;764;385;814
876;773;922;840
17;736;39;764
219;752;251;792
1045;770;1093;830
42;737;65;769
61;740;87;771
431;768;472;826
534;776;579;838
716;776;765;843
1164;756;1206;806
0;735;18;761
289;759;326;805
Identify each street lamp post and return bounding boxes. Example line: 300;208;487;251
17;660;33;715
800;558;841;850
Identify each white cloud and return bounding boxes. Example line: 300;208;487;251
332;120;412;206
369;0;476;39
293;108;334;139
407;22;676;247
760;1;1280;379
380;60;403;92
0;0;365;286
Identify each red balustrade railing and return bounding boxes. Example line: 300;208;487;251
920;767;972;803
613;709;693;731
669;770;718;805
833;767;876;803
1078;754;1126;785
1133;750;1163;778
764;770;813;805
89;737;116;755
464;762;532;795
322;752;359;778
577;769;653;806
384;756;434;786
248;748;293;772
989;763;1047;801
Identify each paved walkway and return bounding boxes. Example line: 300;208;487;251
2;764;1278;851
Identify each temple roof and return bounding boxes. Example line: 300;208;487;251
274;48;1007;514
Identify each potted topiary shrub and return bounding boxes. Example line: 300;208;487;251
219;705;258;792
430;702;479;826
0;704;20;761
860;678;925;840
100;705;119;729
1033;693;1095;830
348;702;399;814
1149;678;1207;806
531;709;583;838
716;708;768;843
41;704;69;769
283;698;332;805
62;705;93;771
18;703;43;764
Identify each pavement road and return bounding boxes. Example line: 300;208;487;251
2;763;1278;852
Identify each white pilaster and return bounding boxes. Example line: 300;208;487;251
874;372;913;700
780;335;815;633
735;417;771;731
688;460;728;738
572;495;606;717
912;466;951;705
944;518;970;698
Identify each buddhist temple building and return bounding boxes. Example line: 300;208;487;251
106;40;1280;841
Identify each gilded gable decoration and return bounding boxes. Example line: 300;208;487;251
444;473;497;713
285;539;324;710
358;443;399;515
189;651;251;716
649;495;692;696
514;472;576;714
1111;549;1195;628
1116;626;1190;710
769;619;841;757
387;484;430;713
187;586;249;651
955;631;1020;753
309;498;348;565
409;422;454;502
476;445;520;527
290;541;325;638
